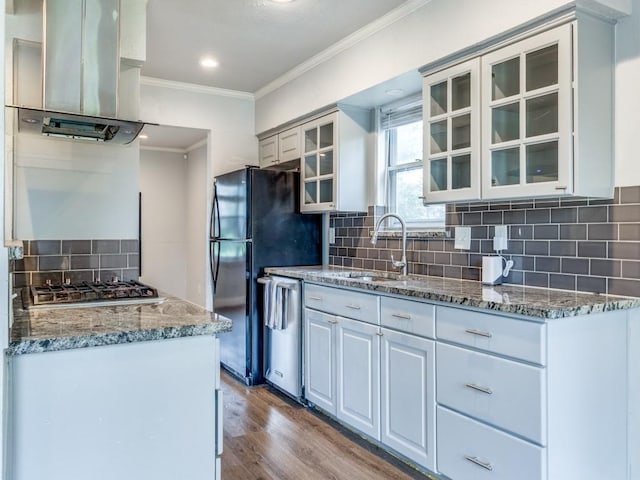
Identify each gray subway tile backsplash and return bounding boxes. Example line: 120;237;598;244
608;278;640;297
577;241;607;258
549;274;576;291
328;186;640;296
38;256;70;271
620;185;640;204
591;259;621;277
92;240;120;254
609;204;640;223
588;224;618;241
561;258;590;275
578;206;608;223
14;239;139;286
30;240;61;255
62;240;91;254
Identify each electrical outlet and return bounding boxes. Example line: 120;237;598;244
493;225;508;251
328;227;336;244
454;226;471;250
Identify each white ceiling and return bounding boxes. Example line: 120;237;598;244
142;0;409;94
139;124;209;151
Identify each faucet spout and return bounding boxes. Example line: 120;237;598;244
371;213;408;276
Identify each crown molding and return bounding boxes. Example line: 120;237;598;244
140;76;254;100
255;0;433;99
140;145;188;154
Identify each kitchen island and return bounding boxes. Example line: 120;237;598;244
6;294;231;480
266;265;640;480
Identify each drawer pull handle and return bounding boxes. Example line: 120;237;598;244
346;304;361;310
465;328;492;338
464;455;493;471
376;332;384;337
465;383;493;395
308;295;323;301
391;313;412;320
327;319;338;324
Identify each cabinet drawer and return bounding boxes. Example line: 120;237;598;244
304;284;379;324
437;343;546;444
380;297;435;339
436;306;546;364
437;407;545;480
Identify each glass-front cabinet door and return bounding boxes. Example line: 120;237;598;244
481;24;572;199
423;58;481;203
301;113;337;212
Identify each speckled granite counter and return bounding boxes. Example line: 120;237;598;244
265;265;640;319
9;294;232;355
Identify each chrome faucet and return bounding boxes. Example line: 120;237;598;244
371;213;407;276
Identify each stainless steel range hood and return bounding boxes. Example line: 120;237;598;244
13;0;145;145
17;107;144;145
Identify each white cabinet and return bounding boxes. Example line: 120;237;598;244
259;128;302;169
380;327;436;471
7;336;221;480
258;135;279;168
423;58;481;203
304;308;338;416
337;317;380;440
421;16;614;203
303;281;632;479
304;286;437;469
278;126;301;163
482;24;573;199
301;108;369;212
436;305;629;480
437;407;544;480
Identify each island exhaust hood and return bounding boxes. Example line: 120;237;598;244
13;0;145;145
17;107;144;145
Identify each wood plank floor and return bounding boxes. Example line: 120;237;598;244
221;372;435;480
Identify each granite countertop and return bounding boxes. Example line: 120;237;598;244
9;293;232;356
265;265;640;320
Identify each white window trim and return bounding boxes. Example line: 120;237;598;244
377;97;446;234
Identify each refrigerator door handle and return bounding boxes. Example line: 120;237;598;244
210;182;221;239
210;241;221;293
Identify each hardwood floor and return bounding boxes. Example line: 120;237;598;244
221;372;435;480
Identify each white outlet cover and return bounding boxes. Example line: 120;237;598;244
328;227;336;244
454;226;471;250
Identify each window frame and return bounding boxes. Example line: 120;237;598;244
381;99;446;232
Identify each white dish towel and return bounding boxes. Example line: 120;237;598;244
263;276;299;330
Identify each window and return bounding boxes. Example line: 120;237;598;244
381;97;446;230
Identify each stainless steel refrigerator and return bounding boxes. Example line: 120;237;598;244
210;167;322;385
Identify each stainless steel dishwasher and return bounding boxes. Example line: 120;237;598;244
259;276;302;401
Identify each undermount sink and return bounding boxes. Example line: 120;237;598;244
346;272;401;283
352;275;392;283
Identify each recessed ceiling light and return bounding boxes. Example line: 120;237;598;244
385;88;405;97
270;0;295;3
139;134;148;140
200;57;219;69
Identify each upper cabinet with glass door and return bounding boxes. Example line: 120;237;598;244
482;25;572;199
423;58;481;203
420;14;614;203
301;108;369;213
482;17;614;200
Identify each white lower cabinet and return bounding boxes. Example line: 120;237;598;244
305;284;631;480
437;342;546;444
437;406;544;480
337;317;380;439
381;328;436;471
304;308;337;416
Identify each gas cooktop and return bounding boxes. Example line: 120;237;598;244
23;280;164;310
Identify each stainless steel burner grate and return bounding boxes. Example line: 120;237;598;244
29;280;159;306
